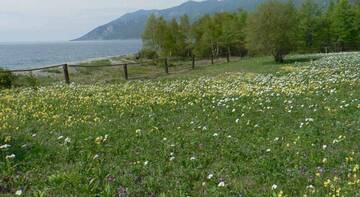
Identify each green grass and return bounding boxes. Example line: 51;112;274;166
12;56;296;86
1;53;359;196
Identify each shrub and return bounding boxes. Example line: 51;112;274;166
0;69;16;89
138;49;159;59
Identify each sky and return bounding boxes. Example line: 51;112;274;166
0;0;196;42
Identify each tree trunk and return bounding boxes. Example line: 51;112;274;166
274;53;284;63
226;46;231;63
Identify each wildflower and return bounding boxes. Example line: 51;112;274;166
144;161;149;166
218;180;225;187
322;145;327;150
213;133;219;137
4;136;11;143
0;144;10;149
32;133;37;137
300;122;304;128
346;156;353;162
232;109;236;112
353;164;359;172
93;154;99;160
135;129;141;134
266;149;271;153
169;156;175;161
5;154;15;160
305;118;314;122
207;173;214;179
15;190;22;196
190;156;196;160
227;135;232;138
324;179;331;187
306;185;315;190
95;136;103;144
57;136;64;140
274;137;279;141
272;184;278;190
163;138;167;141
236;119;240;123
322;158;327;163
64;137;71;144
104;135;109;142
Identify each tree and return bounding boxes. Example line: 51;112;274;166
192;15;216;58
297;0;322;50
142;14;160;52
332;0;356;50
246;0;297;63
317;0;336;52
353;3;360;44
179;15;194;56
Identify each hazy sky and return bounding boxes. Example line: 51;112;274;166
0;0;196;42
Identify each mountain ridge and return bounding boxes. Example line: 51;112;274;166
74;0;326;41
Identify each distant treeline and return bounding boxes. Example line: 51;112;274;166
141;0;360;62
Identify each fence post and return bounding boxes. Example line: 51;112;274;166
123;64;128;80
164;58;169;74
192;56;195;69
63;64;70;84
211;54;214;65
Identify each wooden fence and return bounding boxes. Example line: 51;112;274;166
4;55;230;84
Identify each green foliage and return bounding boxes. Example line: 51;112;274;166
297;0;322;51
0;69;16;89
246;0;298;63
332;0;357;49
24;74;40;89
141;0;360;62
138;48;159;59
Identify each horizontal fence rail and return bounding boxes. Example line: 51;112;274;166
2;55;232;84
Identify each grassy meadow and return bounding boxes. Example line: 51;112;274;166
0;53;359;196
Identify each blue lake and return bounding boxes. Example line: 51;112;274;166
0;40;142;70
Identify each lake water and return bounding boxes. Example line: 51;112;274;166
0;40;142;70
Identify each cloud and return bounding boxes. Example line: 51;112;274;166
0;0;196;41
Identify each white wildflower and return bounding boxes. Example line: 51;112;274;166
218;181;226;187
5;154;15;160
15;190;22;196
0;144;11;149
272;184;278;190
64;137;71;144
93;154;99;160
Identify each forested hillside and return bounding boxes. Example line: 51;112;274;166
141;0;360;62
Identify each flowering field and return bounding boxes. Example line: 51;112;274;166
0;53;359;196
